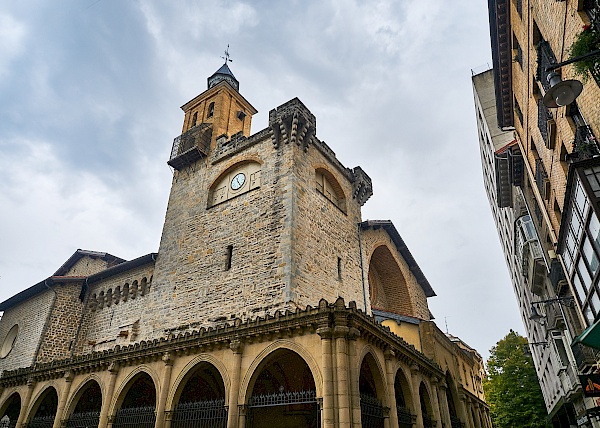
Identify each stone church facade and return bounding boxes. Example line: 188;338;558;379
0;63;490;428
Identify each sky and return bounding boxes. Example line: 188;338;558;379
0;0;524;361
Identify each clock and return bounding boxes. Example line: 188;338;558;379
231;173;246;190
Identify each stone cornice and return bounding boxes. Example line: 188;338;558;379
0;298;441;387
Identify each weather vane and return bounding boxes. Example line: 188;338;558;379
221;45;233;64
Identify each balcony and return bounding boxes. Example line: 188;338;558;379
494;143;523;208
167;123;213;170
571;341;598;372
537;41;558;92
583;0;600;31
516;215;547;295
569;125;600;161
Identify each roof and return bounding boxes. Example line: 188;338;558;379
494;139;518;155
53;249;125;276
360;220;436;297
212;63;236;80
0;252;157;312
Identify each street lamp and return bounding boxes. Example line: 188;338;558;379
542;48;600;108
528;296;575;336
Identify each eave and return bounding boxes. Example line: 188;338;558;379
488;0;514;129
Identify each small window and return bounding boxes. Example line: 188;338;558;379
191;112;198;127
0;324;18;359
225;245;233;270
316;169;346;213
207;102;215;118
337;257;342;280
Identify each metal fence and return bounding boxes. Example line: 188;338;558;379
396;405;414;427
171;400;227;428
65;411;100;428
112;406;156;428
26;415;55;428
360;395;384;428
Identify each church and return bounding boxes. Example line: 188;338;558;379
0;61;490;428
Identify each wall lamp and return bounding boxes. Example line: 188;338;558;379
543;49;600;108
528;296;575;323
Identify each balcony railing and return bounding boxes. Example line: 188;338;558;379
583;0;600;31
538;99;555;149
571;342;598;371
167;123;212;170
535;158;550;199
537;41;558;91
570;125;600;161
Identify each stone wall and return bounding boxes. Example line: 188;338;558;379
0;290;54;372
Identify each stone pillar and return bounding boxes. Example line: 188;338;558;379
465;397;475;428
457;391;470;428
334;323;351;428
347;327;361;428
429;378;442;428
384;350;398;428
410;365;423;428
54;371;74;428
318;325;335;428
436;381;452;428
155;353;174;428
15;378;35;428
99;362;119;428
227;339;244;428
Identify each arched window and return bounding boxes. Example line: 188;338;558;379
368;245;413;316
315;168;346;213
207;102;215;119
209;161;261;207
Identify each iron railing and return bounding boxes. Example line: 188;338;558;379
572;342;598;371
112;406;156;428
26;416;55;428
535;158;549;199
0;418;16;428
396;406;414;426
450;414;463;428
171;400;227;428
537;41;558;91
360;394;384;428
248;389;316;407
422;413;435;428
572;125;600;160
538;98;553;146
65;411;100;428
168;123;212;170
583;0;600;31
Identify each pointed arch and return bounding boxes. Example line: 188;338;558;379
394;365;415;427
64;378;103;427
27;386;58;427
0;392;21;428
110;366;159;428
208;160;262;207
419;382;435;428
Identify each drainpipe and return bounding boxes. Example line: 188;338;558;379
357;223;367;312
70;278;90;359
33;278;58;365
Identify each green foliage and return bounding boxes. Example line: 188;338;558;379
483;330;548;428
567;25;600;82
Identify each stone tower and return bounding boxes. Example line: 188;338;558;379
151;63;373;332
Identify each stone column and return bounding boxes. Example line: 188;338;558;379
436;381;451;428
53;371;74;428
347;327;361;428
384;350;398;428
227;339;244;428
457;391;470;428
99;362;119;428
155;353;174;428
410;365;423;428
334;323;351;428
429;378;442;428
318;325;334;428
465;397;475;428
15;378;35;428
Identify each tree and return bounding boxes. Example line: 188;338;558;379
484;330;548;428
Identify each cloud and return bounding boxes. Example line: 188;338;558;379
0;13;27;78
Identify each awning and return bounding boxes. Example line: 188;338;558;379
573;318;600;350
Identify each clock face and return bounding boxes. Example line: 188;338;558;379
231;173;246;191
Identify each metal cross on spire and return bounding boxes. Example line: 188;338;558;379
221;45;233;64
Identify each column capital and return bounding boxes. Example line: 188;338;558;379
317;327;333;339
108;361;119;374
63;370;74;382
410;364;420;375
332;325;349;338
384;349;395;361
162;352;174;365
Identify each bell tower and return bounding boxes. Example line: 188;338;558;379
168;59;257;170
